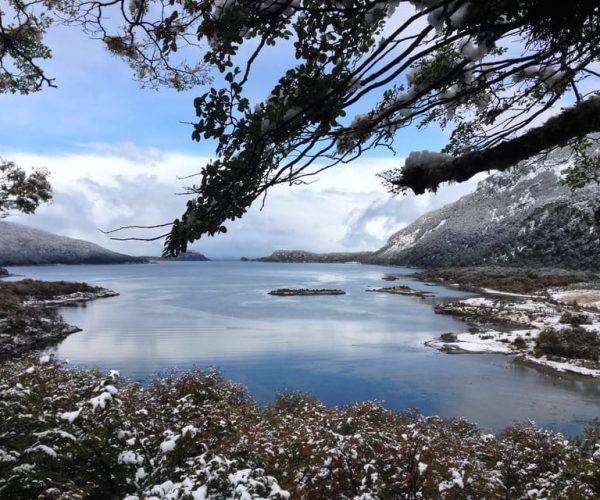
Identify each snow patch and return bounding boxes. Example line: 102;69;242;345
60;410;81;423
90;392;113;411
160;436;179;453
25;444;57;458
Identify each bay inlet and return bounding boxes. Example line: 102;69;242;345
13;260;600;435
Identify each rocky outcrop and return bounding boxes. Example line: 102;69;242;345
0;221;146;266
0;280;119;358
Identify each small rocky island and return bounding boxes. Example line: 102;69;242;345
367;285;435;298
269;288;346;296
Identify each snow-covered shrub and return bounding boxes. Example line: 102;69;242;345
1;356;599;498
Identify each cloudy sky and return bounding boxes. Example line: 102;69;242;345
1;12;484;259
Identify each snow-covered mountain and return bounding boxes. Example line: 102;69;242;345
370;152;600;269
0;221;145;266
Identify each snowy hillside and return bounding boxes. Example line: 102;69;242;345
371;152;600;269
0;221;145;266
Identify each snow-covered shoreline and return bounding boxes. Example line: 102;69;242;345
426;291;600;378
25;288;119;307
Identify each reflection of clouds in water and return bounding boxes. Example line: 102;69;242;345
307;273;352;285
22;261;600;434
55;316;427;365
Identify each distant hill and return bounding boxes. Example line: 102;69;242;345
0;221;146;266
260;150;600;270
166;251;210;262
258;250;369;263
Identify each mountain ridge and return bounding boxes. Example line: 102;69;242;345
372;153;599;268
260;152;600;269
0;221;146;266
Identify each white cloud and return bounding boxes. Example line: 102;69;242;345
76;142;166;165
8;147;481;258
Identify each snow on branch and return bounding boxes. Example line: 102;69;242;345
384;96;600;194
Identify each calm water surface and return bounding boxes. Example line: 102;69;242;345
13;261;600;434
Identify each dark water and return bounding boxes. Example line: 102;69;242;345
13;261;600;434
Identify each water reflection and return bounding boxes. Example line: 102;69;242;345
11;261;600;435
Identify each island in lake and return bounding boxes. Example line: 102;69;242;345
268;288;346;296
366;284;435;298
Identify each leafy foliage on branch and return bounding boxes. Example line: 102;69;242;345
564;136;600;189
0;0;55;94
0;0;212;93
2;0;600;253
158;0;600;255
0;159;52;218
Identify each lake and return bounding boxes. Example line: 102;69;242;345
13;261;600;435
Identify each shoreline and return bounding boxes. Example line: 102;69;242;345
0;283;119;359
411;271;600;378
25;288;119;307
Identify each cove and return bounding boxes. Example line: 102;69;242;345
13;261;600;435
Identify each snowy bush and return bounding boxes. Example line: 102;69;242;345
0;356;599;498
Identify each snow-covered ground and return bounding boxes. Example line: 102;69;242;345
25;289;119;307
480;288;538;298
428;292;600;377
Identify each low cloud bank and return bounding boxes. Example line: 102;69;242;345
8;146;482;258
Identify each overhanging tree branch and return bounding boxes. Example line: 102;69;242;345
386;95;600;195
3;0;600;254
